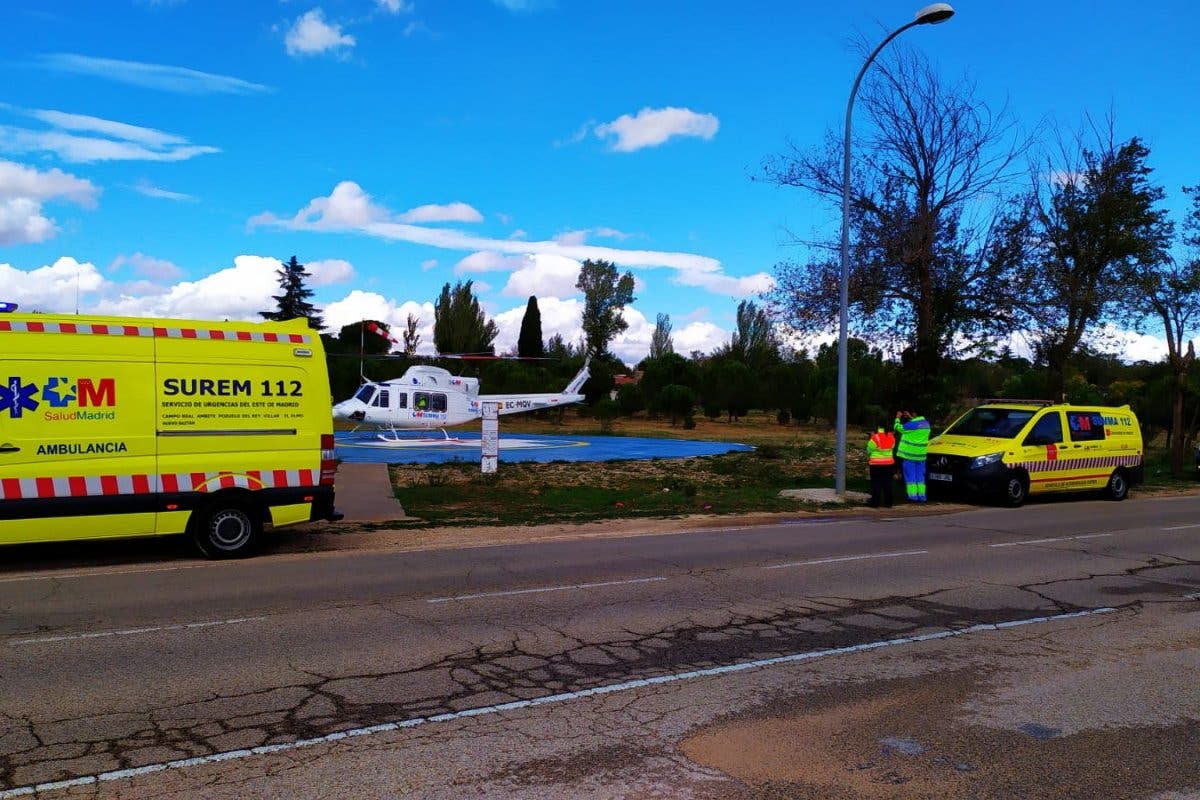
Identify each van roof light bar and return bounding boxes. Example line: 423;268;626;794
0;302;17;313
981;398;1054;407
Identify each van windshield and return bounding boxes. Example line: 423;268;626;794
944;408;1036;438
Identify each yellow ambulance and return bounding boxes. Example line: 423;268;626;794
925;400;1143;506
0;311;341;557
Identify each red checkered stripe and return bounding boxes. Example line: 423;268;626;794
1007;454;1142;473
0;320;309;344
0;470;317;500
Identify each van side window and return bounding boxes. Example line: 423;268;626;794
1025;412;1063;445
1067;411;1106;442
429;393;447;412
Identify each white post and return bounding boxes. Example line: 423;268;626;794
481;401;499;474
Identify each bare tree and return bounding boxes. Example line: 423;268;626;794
649;313;674;359
762;46;1027;403
402;313;421;356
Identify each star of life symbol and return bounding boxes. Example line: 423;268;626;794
1;377;39;418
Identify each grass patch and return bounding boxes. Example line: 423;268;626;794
381;412;1196;527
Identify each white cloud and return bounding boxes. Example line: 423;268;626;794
91;255;282;320
322;290;436;353
398;201;483;224
501;253;580;298
36;54;272;95
593;107;719;152
675;270;775;297
131;179;196;201
491;0;555;11
306;258;356;286
0;108;218;163
375;0;409;13
455;251;528;275
421;258;438;271
0;257;106;311
250;182;757;299
110;252;184;282
0;160;98;244
673;321;730;356
286;9;356;57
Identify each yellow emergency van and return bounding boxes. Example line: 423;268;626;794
0;312;341;557
925;400;1143;506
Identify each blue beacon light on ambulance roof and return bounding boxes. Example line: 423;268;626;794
0;302;17;312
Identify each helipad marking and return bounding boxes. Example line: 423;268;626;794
0;606;1118;799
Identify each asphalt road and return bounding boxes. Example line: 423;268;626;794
1;496;1198;799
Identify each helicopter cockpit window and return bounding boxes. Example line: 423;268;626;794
371;390;390;408
353;385;375;404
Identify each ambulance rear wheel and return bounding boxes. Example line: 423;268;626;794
1105;469;1129;501
1004;471;1029;507
193;499;261;559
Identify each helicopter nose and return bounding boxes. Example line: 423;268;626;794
333;401;364;421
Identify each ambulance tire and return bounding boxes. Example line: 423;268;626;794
1105;469;1129;501
1003;470;1029;507
192;497;261;559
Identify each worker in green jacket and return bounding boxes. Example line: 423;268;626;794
895;410;931;502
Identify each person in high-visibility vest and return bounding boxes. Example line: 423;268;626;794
866;424;896;508
895;410;931;502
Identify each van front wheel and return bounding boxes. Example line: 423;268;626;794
1004;471;1029;507
193;499;261;559
1105;469;1129;501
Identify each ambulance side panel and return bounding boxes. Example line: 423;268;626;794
153;332;329;535
0;326;158;543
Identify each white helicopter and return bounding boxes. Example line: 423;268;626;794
332;358;591;436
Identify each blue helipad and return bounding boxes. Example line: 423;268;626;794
335;431;753;464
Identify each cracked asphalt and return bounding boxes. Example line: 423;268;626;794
1;496;1198;798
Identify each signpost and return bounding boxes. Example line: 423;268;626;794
481;401;498;474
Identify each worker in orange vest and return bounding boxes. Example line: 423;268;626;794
866;423;896;508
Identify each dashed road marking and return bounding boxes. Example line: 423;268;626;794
0;606;1119;800
1162;523;1200;531
8;617;267;646
427;576;667;603
989;534;1112;548
0;564;212;584
763;549;928;570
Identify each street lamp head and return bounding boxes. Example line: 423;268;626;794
914;2;955;24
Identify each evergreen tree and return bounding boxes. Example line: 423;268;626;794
576;258;635;358
517;296;544;358
261;256;323;330
433;280;498;355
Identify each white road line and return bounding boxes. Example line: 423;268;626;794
427;576;667;604
763;549;928;570
0;606;1119;800
989;533;1112;548
8;616;267;646
1184;592;1200;601
0;564;212;584
1162;523;1200;531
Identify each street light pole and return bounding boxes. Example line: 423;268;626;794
834;2;954;497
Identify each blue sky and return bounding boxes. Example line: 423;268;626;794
1;0;1197;363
